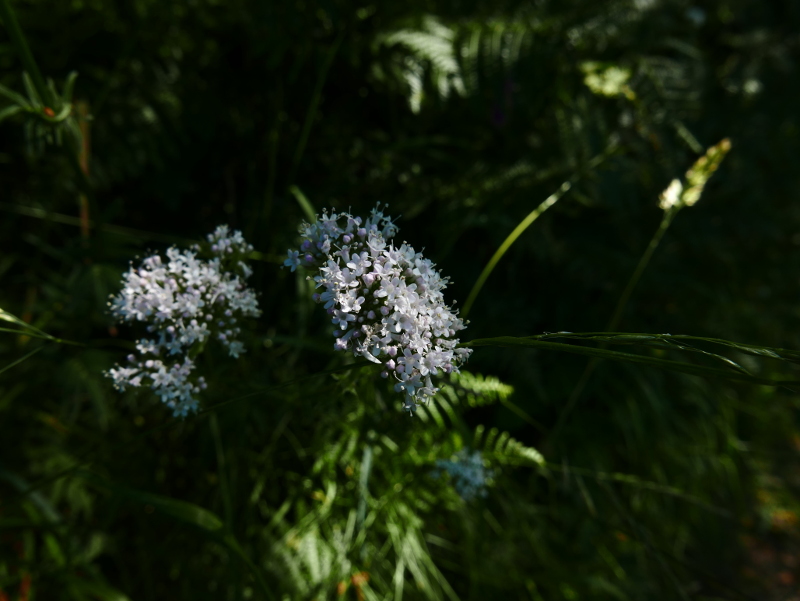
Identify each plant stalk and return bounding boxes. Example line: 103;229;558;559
0;0;54;107
548;207;678;447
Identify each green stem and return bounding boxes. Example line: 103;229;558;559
607;208;676;333
462;181;570;319
461;141;619;318
288;29;344;185
262;109;281;225
0;0;53;106
548;207;678;446
209;414;233;528
461;336;800;387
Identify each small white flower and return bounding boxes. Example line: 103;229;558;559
288;205;472;411
106;226;260;416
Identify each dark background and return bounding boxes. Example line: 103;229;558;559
2;0;800;599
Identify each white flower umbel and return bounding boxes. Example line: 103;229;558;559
286;206;472;412
106;225;260;417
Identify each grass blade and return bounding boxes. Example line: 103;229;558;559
462;336;800;387
462;180;570;318
289;185;317;225
0;345;42;376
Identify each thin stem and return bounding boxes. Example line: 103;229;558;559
262;103;281;227
0;0;53;106
548;208;678;447
288;29;344;185
462;141;619;318
209;414;233;529
607;209;676;333
0;345;42;376
461;336;800;387
462;181;570;319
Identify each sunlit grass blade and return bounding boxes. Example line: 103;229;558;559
0;306;81;346
462;141;620;318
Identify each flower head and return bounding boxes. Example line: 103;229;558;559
106;225;260;416
287;205;471;412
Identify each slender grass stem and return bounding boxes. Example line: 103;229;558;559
0;345;42;376
288;29;344;186
462;181;570;318
0;0;53;107
461;336;800;387
548;207;677;447
462;141;619;318
210;413;234;528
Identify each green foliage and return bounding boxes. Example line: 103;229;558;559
2;0;800;599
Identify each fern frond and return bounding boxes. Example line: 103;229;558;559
379;17;464;112
472;425;544;467
442;370;514;407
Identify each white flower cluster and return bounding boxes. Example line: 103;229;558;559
285;206;472;412
106;225;260;417
435;449;493;501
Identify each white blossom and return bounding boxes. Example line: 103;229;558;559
106;225;260;416
286;205;472;412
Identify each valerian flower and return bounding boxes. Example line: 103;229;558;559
106;226;260;416
286;206;471;412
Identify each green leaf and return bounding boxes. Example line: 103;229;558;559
22;71;42;107
0;83;31;109
462;335;800;387
50;102;73;122
61;71;78;104
77;471;276;600
289;185;317;223
462;181;570;317
0;345;42;377
0;104;22;122
473;425;544;466
89;474;224;532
